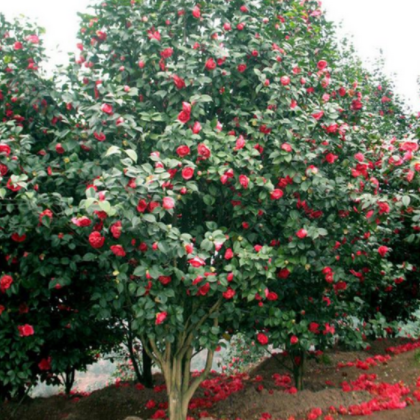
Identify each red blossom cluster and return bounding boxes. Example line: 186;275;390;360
337;354;391;371
190;374;245;409
386;339;420;355
341;373;410;414
272;373;297;394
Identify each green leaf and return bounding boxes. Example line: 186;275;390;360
143;214;156;223
124;149;138;163
105;146;121;157
99;201;111;214
402;196;410;207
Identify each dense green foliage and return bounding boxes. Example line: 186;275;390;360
1;1;420;418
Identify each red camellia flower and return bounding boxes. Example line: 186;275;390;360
151;409;166;419
312;111;324;120
317;60;328;70
0;305;5;316
18;324;34;337
277;268;290;279
110;221;122;239
0;144;11;156
197;282;210;296
173;75;186;89
55;143;65;154
159;276;172;285
145;400;156;409
239;174;249;189
184;243;194;254
234;135;245;150
400;141;419;153
38;357;52;371
0;164;8;176
197;143;211;159
155;311;168;325
71;216;91;227
205;58;217;71
192;5;200;18
26;34;39;44
270;189;283;200
223;288;236;299
89;231;105;248
176;145;191;158
137;199;148;213
7;178;22;192
338;87;346;96
148;202;160;212
182;167;194;180
163;197;175;209
160;48;173;59
178;102;191;124
309;322;320;334
378;246;389;257
96;31;107;41
351;99;363;111
39;209;53;224
290;335;299;345
237;64;247;73
280;76;290;86
224;248;234;260
354;152;364;162
101;103;113;115
257;333;269;345
148;30;161;42
281;143;292;152
0;275;13;293
296;229;308;239
325;153;338;164
191;121;202;134
94;132;106;141
188;257;206;267
11;233;26;242
378;202;390;215
14;41;23;50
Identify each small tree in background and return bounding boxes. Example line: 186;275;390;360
0;14;120;400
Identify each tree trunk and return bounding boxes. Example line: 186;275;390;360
127;321;153;387
157;346;214;420
127;335;143;384
141;301;221;420
64;368;75;396
291;353;305;391
142;347;153;388
168;389;189;420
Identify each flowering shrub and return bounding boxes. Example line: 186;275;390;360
1;0;419;418
0;14;120;399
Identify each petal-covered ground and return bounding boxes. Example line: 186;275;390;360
2;339;420;420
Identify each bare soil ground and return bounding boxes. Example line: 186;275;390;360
1;339;420;420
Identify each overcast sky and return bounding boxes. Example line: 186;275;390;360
1;0;419;111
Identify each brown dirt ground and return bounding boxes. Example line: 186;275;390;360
1;339;420;420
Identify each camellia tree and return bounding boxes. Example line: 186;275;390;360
2;0;419;419
0;14;120;400
45;0;419;417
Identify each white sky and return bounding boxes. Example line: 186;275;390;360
1;0;419;111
